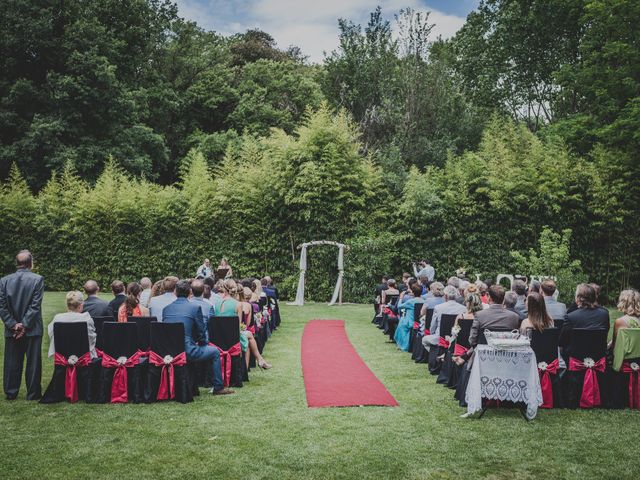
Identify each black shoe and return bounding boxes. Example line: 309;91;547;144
6;395;17;401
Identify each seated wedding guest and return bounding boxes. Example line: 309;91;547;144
203;285;212;301
217;257;233;278
239;287;272;369
398;272;411;293
211;279;271;369
117;282;150;322
196;258;213;279
559;283;610;352
148;276;178;320
261;276;277;298
82;280;112;318
139;277;152;308
149;280;164;300
162;280;233;395
520;292;553;335
394;282;424;351
190;279;210;341
107;280;126;320
420;281;445;316
422;285;466;351
611;289;640;346
203;277;219;303
541;279;566;320
504;291;521;320
419;276;430;295
457;280;470;305
452;285;484;365
252;279;267;303
476;282;489;305
48;291;97;359
381;278;400;305
468;285;520;348
512;280;527;320
374;276;389;312
589;283;602;306
529;280;541;294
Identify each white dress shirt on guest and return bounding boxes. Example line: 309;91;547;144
139;288;152;308
48;311;97;359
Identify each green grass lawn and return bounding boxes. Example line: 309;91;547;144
0;293;637;479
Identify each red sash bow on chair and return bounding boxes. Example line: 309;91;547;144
148;351;187;400
209;342;242;387
438;337;450;349
537;358;560;408
453;343;468;357
621;361;640;410
101;351;142;403
569;356;606;408
413;321;420;330
53;352;92;403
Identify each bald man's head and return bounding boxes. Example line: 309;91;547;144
84;280;99;296
16;250;32;269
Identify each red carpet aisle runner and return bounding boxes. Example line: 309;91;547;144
301;320;398;408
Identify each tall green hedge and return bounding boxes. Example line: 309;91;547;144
0;110;635;303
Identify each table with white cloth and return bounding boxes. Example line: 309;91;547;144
465;344;543;420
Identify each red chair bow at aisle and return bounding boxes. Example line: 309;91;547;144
101;351;143;403
568;357;606;408
209;342;242;387
53;352;92;403
537;359;560;409
148;351;187;400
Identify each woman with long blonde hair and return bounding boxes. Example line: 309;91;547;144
612;289;640;346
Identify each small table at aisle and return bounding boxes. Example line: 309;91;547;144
466;344;543;420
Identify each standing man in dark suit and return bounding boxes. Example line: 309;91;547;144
0;250;44;400
162;280;233;395
107;280;126;320
82;280;112;318
469;285;520;347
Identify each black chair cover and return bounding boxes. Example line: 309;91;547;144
447;318;474;389
98;322;144;403
436;314;460;384
530;327;563;408
41;322;96;403
92;316;112;353
563;328;609;409
208;316;244;388
127;316;156;353
145;322;192;403
611;355;640;409
408;303;423;354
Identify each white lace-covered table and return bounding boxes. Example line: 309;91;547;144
466;344;543;420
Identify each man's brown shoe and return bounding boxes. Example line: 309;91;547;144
212;388;235;395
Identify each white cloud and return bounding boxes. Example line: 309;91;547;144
174;0;467;63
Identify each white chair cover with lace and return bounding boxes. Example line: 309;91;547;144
466;344;543;420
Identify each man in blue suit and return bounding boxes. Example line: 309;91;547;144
162;280;233;395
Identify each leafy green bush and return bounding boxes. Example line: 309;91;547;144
511;227;588;303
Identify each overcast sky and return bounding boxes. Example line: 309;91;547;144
173;0;480;63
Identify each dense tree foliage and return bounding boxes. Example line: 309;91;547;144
0;1;638;301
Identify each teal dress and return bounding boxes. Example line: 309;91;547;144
210;297;249;352
394;297;420;351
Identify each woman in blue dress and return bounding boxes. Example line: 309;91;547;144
394;282;424;351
